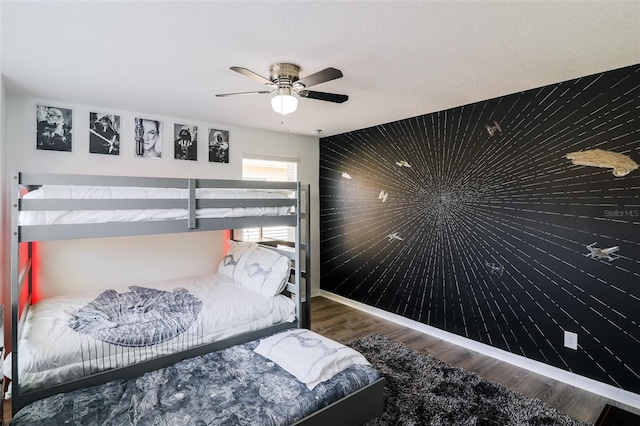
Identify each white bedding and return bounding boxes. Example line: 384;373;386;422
11;272;296;392
19;185;293;225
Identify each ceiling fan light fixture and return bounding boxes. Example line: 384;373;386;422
217;63;347;115
271;88;298;115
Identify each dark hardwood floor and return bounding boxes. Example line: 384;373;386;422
310;295;640;425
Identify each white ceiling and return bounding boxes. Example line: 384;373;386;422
2;1;639;137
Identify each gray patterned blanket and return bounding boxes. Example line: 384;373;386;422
11;337;380;425
68;286;203;347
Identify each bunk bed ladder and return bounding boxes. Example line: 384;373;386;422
300;184;311;329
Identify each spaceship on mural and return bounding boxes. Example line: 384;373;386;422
320;64;640;394
583;243;621;262
566;148;638;177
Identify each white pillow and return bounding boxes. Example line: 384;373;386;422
254;329;371;390
218;240;257;281
238;246;290;297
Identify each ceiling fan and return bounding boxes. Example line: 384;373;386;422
216;63;349;115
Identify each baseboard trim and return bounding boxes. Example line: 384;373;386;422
318;290;640;410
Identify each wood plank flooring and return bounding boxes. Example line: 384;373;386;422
310;295;640;425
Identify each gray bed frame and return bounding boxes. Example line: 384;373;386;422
9;171;384;424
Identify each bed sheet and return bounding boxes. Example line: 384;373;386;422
11;272;296;392
11;332;381;426
19;185;293;225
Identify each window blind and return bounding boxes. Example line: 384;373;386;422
241;158;298;242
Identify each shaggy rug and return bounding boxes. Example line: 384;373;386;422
349;334;590;426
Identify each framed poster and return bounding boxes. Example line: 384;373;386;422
174;124;197;161
134;117;162;158
89;112;121;155
208;128;229;163
36;104;72;152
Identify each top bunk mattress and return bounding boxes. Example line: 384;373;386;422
19;185;294;225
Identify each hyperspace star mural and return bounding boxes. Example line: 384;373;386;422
320;64;640;394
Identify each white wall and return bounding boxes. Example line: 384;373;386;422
4;94;320;299
1;77;8;347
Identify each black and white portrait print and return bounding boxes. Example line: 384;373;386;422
134;117;162;159
174;124;197;161
89;112;121;155
36;104;72;152
208;128;229;163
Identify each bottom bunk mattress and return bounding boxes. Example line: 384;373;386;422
11;272;296;393
11;329;382;425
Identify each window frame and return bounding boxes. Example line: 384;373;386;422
239;156;299;243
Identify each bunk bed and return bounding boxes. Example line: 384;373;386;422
9;171;384;424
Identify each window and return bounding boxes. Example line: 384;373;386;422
241;158;298;242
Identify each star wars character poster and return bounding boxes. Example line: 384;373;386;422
36;105;72;152
89;112;121;155
208;128;229;163
134;117;163;159
174;124;197;161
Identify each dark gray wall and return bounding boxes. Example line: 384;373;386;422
320;64;640;393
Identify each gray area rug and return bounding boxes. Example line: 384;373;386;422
349;334;590;426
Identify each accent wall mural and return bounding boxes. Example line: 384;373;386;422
320;64;640;393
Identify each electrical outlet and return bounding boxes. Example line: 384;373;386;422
564;331;578;350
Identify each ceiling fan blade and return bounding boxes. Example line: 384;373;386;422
296;67;343;88
230;66;273;85
216;90;273;97
298;90;348;103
